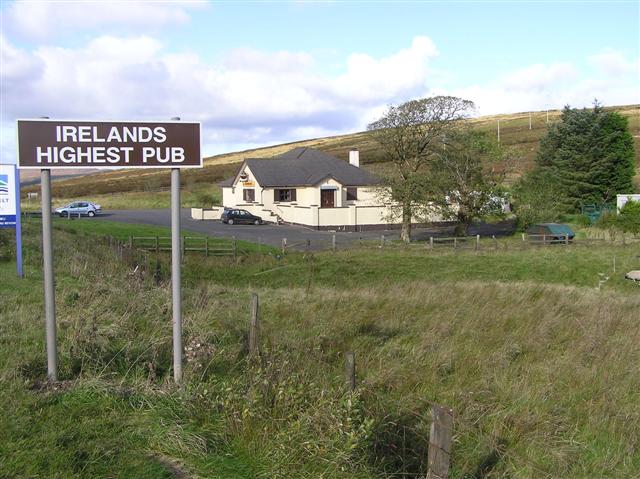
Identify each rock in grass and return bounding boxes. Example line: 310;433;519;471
625;271;640;281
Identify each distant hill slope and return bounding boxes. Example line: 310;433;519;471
27;105;639;197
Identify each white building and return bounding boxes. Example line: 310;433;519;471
193;147;408;230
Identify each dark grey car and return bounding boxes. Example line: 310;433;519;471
221;209;263;225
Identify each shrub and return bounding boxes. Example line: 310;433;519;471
558;213;591;227
196;192;216;207
595;211;617;229
512;170;564;230
617;200;640;235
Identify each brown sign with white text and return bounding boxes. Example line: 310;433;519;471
17;120;201;169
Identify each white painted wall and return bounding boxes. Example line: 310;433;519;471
318;207;350;226
343;186;383;207
215;163;441;228
191;207;223;220
224;165;261;206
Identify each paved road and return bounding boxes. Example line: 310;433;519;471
96;209;393;250
95;209;516;250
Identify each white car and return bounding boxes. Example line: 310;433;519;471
55;201;102;217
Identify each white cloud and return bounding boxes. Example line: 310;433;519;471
334;36;439;103
0;34;437;157
501;62;577;92
1;32;638;162
223;48;315;73
436;57;639;116
5;0;205;40
0;35;43;80
588;48;639;77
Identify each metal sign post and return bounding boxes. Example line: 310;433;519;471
17;118;201;384
171;170;182;382
170;117;183;383
41;168;58;380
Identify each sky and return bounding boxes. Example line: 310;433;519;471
1;0;639;162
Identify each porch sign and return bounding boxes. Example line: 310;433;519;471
17;118;201;383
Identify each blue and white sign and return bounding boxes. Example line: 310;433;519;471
0;164;17;227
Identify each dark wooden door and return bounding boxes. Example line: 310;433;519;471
321;189;335;208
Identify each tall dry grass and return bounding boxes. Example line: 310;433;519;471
2;224;639;477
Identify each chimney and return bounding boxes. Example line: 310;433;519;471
349;149;360;168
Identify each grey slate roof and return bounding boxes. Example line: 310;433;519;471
218;177;235;187
221;147;380;188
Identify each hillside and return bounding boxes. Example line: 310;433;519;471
24;105;640;200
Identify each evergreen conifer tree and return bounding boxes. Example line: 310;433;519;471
536;102;635;211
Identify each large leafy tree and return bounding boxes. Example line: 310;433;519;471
367;96;474;242
512;169;565;229
536;102;635;210
428;129;510;235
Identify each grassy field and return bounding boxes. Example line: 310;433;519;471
22;105;639;206
22;185;222;212
1;221;639;478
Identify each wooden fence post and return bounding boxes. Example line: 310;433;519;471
565;234;569;246
492;235;497;250
249;293;259;357
380;234;385;248
427;404;454;479
154;257;161;284
430;237;434;250
475;234;480;251
344;351;356;392
542;234;546;246
282;238;287;254
453;237;457;250
332;234;336;252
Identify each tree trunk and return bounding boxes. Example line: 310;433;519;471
401;200;412;243
455;210;470;236
454;222;469;236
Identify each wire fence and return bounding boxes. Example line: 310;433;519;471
277;232;630;254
